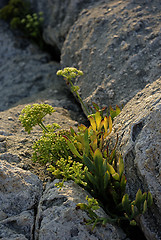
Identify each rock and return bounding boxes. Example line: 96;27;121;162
35;180;127;240
31;0;98;50
0;20;61;112
0;211;33;240
61;0;161;114
110;78;161;240
0;19;87;120
0;160;43;239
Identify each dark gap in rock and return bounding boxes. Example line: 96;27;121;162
120;221;147;240
42;42;61;62
131;121;144;142
32;202;39;240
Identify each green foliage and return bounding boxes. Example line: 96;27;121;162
89;102;121;122
57;67;83;81
19;68;153;230
77;196;118;229
47;156;88;189
57;68;90;116
0;0;44;47
32;128;73;165
21;12;44;46
19;103;55;133
0;0;30;22
122;189;153;225
62;101;153;225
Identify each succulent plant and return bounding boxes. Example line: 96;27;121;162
19;69;153;230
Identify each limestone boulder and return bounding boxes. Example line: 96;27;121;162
31;0;97;50
61;0;161;114
35;180;127;240
0;20;61;112
0;160;43;239
110;78;161;240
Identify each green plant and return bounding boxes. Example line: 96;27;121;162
47;156;88;189
21;12;44;46
61;100;153;226
0;0;44;48
19;68;153;231
32;128;74;165
0;0;30;22
19;103;78;166
19;103;55;133
57;68;90;116
77;196;118;229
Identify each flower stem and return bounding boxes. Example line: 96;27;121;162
38;122;49;133
69;79;90;116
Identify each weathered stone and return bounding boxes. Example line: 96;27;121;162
0;20;61;112
0;160;43;239
35;180;127;240
31;0;98;50
110;78;161;240
0;211;33;240
61;0;161;114
0;160;43;216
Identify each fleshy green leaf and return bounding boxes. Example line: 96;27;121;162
147;192;153;206
104;171;110;189
63;136;82;159
118;155;124;177
93;149;103;176
135;189;143;212
95;111;102;131
83;129;90;156
122;194;131;214
143;200;147;214
89;116;96;131
83;155;95;174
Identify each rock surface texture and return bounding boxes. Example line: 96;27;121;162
31;0;97;50
0;19;86;117
35;180;126;240
110;78;161;240
0;160;43;240
61;0;161;113
0;20;68;112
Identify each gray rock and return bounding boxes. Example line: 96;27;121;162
0;20;61;112
0;20;86;118
0;160;43;216
31;0;98;50
0;160;43;239
0;211;33;240
35;180;127;240
110;78;161;240
61;0;161;114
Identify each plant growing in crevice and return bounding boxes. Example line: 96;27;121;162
19;68;153;233
62;108;153;226
20;12;44;47
0;0;30;22
57;67;90;116
19;103;76;165
0;0;44;48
